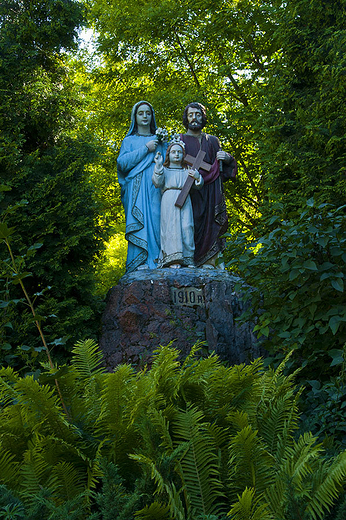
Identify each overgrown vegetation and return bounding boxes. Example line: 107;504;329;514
0;0;110;363
0;0;345;517
224;198;346;381
1;340;346;520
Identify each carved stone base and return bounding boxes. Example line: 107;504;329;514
100;268;264;369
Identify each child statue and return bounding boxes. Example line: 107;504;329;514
152;137;203;268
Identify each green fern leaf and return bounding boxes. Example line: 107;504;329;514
135;501;171;520
149;344;182;402
0;450;20;488
0;372;18;407
129;453;167;496
129;453;186;520
71;339;105;379
47;461;86;502
97;365;136;436
228;425;275;500
305;451;346;520
14;376;73;441
96;365;141;467
284;432;323;488
228;487;273;520
205;358;263;426
263;477;287;519
172;405;225;517
20;448;50;503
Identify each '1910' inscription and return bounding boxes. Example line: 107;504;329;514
171;287;204;306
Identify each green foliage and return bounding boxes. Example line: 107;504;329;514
0;0;110;363
0;340;345;519
84;0;271;232
299;374;346;451
172;405;226;517
256;0;346;210
93;230;127;296
228;487;272;520
84;0;346;238
224;199;346;380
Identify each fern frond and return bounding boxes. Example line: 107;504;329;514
20;448;50;502
205;422;229;451
166;481;186;520
97;365;136;433
148;409;174;453
86;438;107;492
149;345;181;401
305;451;346;520
96;366;140;467
71;339;105;379
256;394;300;457
282;432;324;489
47;461;86;502
0;407;28;459
263;477;287;519
227;410;250;431
127;372;155;426
228;425;275;500
178;344;220;387
172;405;225;517
129;452;186;520
0;366;19;382
177;353;222;411
129;453;167;495
82;375;103;425
38;364;84;423
0;449;20;488
181;341;205;368
0;373;18;407
205;359;263;424
228;487;273;520
259;356;300;408
135;501;171;520
14;376;73;441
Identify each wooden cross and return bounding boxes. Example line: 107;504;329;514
175;150;211;208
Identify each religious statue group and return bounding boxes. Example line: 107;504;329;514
117;101;237;273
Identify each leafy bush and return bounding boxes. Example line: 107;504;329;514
299;374;346;452
0;340;346;519
0;0;110;363
256;0;346;213
224;198;346;380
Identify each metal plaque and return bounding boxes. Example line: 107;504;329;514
170;287;204;306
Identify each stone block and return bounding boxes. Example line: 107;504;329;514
100;268;264;369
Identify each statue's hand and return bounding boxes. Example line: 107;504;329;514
146;138;159;152
216;151;230;163
154;151;163;167
188;168;200;180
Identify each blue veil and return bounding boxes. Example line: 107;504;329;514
126;100;157;137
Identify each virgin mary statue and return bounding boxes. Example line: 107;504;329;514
117;101;167;273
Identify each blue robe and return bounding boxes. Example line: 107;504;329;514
117;135;167;272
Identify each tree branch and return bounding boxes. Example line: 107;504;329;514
5;238;70;421
173;28;201;89
243;36;266;73
218;51;249;107
238;155;262;201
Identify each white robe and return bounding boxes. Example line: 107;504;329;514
152;167;203;267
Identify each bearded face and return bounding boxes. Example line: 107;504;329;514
186;107;205;131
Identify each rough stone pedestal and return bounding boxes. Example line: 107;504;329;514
100;268;263;369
